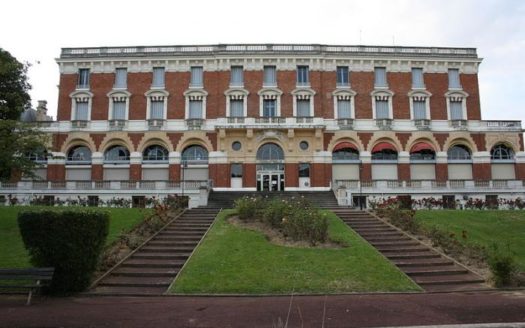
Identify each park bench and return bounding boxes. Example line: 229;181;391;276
0;267;54;305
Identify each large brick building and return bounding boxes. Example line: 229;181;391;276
4;44;525;206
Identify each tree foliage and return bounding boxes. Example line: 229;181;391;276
0;48;31;120
0;48;48;182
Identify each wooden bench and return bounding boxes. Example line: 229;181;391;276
0;268;54;305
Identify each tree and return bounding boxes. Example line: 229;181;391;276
0;48;31;120
0;48;48;182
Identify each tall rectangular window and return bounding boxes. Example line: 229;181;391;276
298;163;310;178
412;68;424;89
337;99;351;118
375;99;390;119
263;65;276;86
450;100;463;120
296;99;311;117
152;67;165;88
263;99;276;117
189;100;203;118
230;66;243;86
448;69;461;89
114;68;127;88
190;66;203;87
231;163;243;178
112;100;126;120
150;100;164;119
229;99;244;117
75;100;89;120
77;69;90;88
297;66;309;85
336;66;349;86
413;99;427;119
374;67;387;88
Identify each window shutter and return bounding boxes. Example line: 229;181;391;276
374;67;387;87
112;101;126;120
337;99;351;118
412;68;424;88
152;67;165;87
264;66;276;85
230;66;243;86
150;100;164;119
75;101;89;120
189;100;203;118
230;99;244;117
413;99;427;119
115;68;127;88
263;99;276;117
297;99;310;117
448;69;461;88
375;99;389;118
191;67;203;86
450;100;463;120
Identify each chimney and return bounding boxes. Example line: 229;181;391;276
36;100;48;121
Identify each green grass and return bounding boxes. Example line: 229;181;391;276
416;210;525;271
0;206;149;268
170;209;420;294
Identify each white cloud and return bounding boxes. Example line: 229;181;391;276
1;0;523;123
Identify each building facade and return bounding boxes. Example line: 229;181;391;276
4;44;525;206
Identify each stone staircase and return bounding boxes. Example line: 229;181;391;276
89;208;219;296
332;209;489;292
208;190;338;209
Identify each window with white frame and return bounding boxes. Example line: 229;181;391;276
152;67;165;88
77;68;90;89
189;99;203;118
191;66;203;87
297;65;309;86
230;66;243;87
263;65;277;86
449;99;464;120
114;68;127;89
336;66;349;87
412;68;424;89
374;67;387;88
112;98;127;120
263;99;277;117
413;98;427;119
150;99;165;119
448;68;461;89
375;98;390;119
296;99;311;117
74;99;89;120
229;99;244;117
337;99;352;119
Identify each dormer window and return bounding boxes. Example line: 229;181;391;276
152;67;165;88
448;68;461;89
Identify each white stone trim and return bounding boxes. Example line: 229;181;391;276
184;89;208;119
145;89;169;120
130;152;142;164
107;90;131;120
445;90;469;120
408;89;432;120
333;88;356;119
224;88;249;117
291;87;316;117
370;89;394;119
258;87;283;117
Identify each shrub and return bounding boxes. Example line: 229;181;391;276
487;244;519;287
234;196;262;221
261;199;290;228
282;207;328;245
18;209;109;295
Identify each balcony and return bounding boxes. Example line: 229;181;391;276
227;116;245;124
186;118;204;130
71;120;89;130
482;120;522;131
109;119;127;131
147;119;165;130
414;119;430;130
255;117;285;124
450;119;467;130
295;116;314;124
337;118;354;130
376;118;393;130
333;179;524;192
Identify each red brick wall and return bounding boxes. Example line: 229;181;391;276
169;164;180;181
426;73;448;120
209;163;230;187
310;163;331;187
91;164;103;180
278;71;295;117
90;73;112;120
285;163;299;187
245;70;263;117
361;163;372;181
435;163;448;182
352;72;373;119
320;71;336;118
515;163;525;180
390;72;411;119
166;71;189;119
47;164;65;181
398;164;411;181
57;74;76;121
128;72;149;120
243;163;256;188
461;74;481;120
473;163;491;181
129;164;142;181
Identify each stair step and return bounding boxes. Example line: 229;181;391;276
371;241;420;247
364;236;411;242
377;247;429;253
154;236;203;241
392;259;454;267
89;286;168;296
148;240;199;246
405;267;468;276
385;253;441;260
122;259;186;268
359;231;404;237
414;274;485;285
157;231;205;236
132;252;191;260
98;276;173;287
141;246;196;252
113;267;180;276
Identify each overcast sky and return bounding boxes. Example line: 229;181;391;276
1;0;524;122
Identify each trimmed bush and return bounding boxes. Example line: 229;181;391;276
18;209;109;295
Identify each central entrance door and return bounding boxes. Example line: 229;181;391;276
257;172;285;191
256;143;285;192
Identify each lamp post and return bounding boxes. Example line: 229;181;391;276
359;161;363;210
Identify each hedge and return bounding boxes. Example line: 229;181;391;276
18;209;109;295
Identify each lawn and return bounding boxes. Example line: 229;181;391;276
170;209;420;294
416;210;525;271
0;206;149;268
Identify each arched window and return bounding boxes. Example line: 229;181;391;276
332;142;359;161
67;146;92;164
104;145;130;162
181;145;208;163
143;145;169;162
491;144;514;160
409;142;436;161
447;145;471;160
371;142;398;160
256;143;284;161
26;148;48;163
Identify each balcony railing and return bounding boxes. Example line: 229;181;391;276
0;180;211;191
186;118;204;130
333;179;524;191
148;119;165;130
376;118;393;130
450;119;467;130
255;117;285;124
295;116;313;123
109;119;127;131
227;116;245;124
71;120;89;130
482;120;522;131
337;118;354;129
414;119;431;130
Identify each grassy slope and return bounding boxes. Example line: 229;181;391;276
0;206;148;268
171;209;420;294
416;210;525;271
